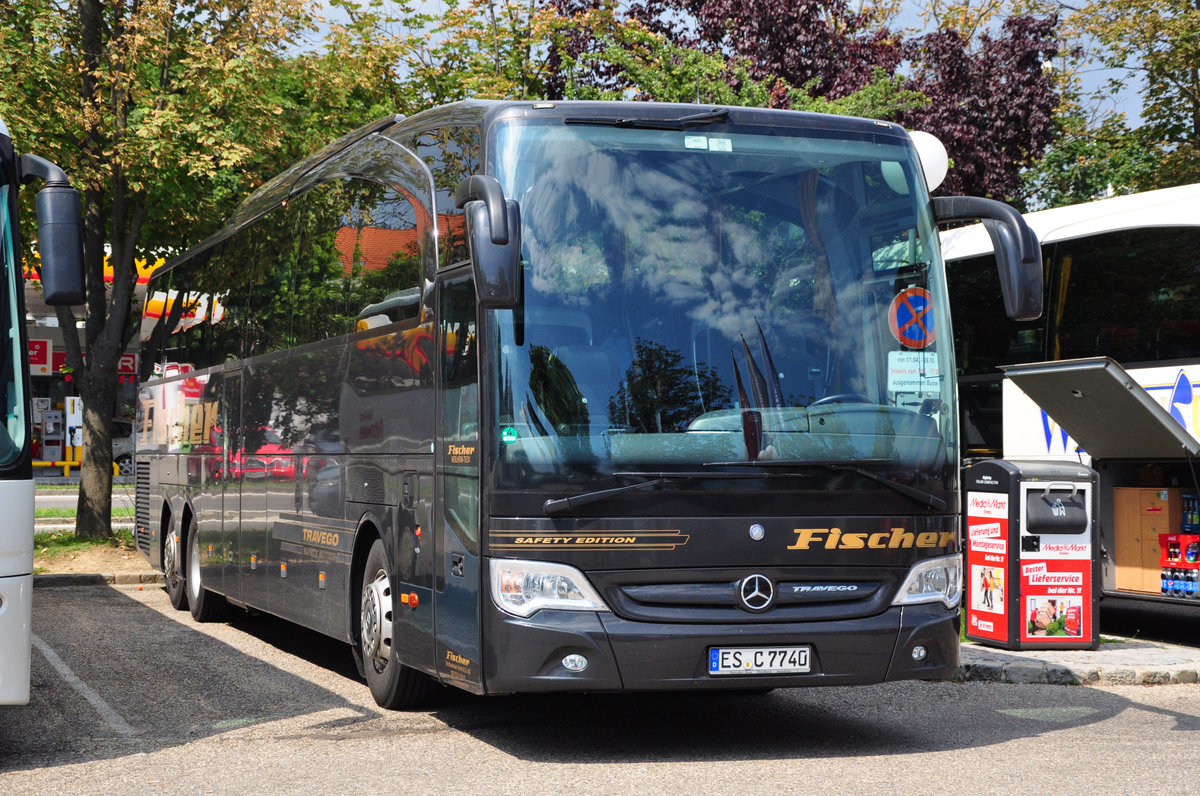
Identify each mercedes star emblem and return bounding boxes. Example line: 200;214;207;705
739;574;774;612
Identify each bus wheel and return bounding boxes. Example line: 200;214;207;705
163;515;187;611
186;516;228;622
358;539;434;709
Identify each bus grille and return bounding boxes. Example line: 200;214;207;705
589;568;899;624
135;461;151;555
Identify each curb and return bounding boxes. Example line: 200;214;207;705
34;572;163;587
958;642;1200;686
957;660;1200;686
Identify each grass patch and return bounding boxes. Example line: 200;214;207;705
34;528;137;560
36;506;135;520
34;483;136;493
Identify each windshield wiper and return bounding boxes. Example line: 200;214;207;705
563;108;730;131
543;469;772;516
702;459;948;512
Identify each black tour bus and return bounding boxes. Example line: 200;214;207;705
136;100;1041;708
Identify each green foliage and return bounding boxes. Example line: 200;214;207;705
1021;111;1160;208
1066;0;1200;190
561;21;928;120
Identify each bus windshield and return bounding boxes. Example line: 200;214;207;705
1;176;26;468
490;118;954;489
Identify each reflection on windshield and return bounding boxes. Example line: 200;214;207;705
1;188;26;467
492;120;953;486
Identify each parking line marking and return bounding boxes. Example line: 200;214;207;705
32;633;138;737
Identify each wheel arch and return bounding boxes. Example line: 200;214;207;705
159;495;198;571
347;513;385;644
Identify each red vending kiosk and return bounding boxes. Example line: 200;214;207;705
964;459;1100;650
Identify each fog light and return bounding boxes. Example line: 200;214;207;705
562;654;589;672
911;645;928;661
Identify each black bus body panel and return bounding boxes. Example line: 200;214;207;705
482;600;957;693
479;513;959;692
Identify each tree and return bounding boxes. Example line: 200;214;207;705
560;17;928;119
898;15;1063;202
1068;0;1200;188
630;0;905;100
581;0;1064;202
1020;107;1159;208
0;0;408;537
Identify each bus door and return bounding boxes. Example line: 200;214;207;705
433;270;483;691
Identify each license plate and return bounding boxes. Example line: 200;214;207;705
708;646;811;675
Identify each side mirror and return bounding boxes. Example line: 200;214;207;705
20;153;85;306
933;196;1042;322
456;175;521;310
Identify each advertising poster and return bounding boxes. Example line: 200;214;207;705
966;491;1009;643
1019;560;1090;642
1019;482;1093;644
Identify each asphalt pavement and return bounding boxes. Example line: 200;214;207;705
31;573;1200;688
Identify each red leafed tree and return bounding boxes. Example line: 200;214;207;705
898;16;1063;203
628;0;903;100
552;0;1063;204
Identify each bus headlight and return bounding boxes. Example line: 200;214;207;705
489;559;610;618
892;554;961;609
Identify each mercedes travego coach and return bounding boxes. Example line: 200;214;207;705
135;101;1042;708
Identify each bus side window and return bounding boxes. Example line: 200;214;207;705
141;238;252;375
1054;228;1200;364
408;126;480;269
263;177;425;349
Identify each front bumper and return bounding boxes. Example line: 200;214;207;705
482;601;959;694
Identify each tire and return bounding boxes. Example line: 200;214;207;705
357;539;435;709
186;515;228;622
163;514;188;611
116;454;133;476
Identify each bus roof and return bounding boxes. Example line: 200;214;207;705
940;182;1200;261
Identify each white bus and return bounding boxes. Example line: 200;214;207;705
0;117;84;705
943;183;1200;604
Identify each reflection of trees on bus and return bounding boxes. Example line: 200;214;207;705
528;345;588;434
610;339;731;433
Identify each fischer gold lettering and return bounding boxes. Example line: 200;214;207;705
788;529;827;550
788;527;953;551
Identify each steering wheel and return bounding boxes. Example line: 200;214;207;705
810;393;874;407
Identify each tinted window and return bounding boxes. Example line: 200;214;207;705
1053;228;1200;364
0;174;24;466
142;177;425;372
